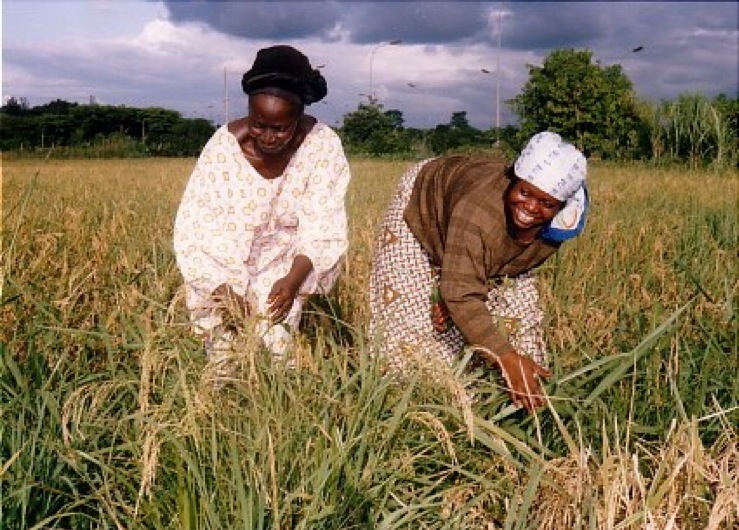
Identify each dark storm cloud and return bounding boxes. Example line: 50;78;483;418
155;0;736;105
503;3;609;51
590;2;737;55
158;1;735;67
160;1;496;44
339;2;493;44
596;2;738;99
162;1;343;40
155;1;643;50
7;1;727;127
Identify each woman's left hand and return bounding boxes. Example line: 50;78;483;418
267;277;300;322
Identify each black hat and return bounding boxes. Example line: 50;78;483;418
241;45;327;105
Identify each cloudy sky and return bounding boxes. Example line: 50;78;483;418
3;1;737;129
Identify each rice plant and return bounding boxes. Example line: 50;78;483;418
1;156;736;529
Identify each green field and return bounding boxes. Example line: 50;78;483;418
2;157;737;529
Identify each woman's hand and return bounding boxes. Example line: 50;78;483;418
267;276;301;322
493;350;551;412
268;255;314;322
431;298;451;333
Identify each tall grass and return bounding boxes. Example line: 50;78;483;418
1;157;737;528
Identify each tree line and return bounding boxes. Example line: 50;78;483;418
340;49;737;168
0;98;216;157
2;49;736;167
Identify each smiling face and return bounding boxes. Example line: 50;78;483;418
246;93;302;155
504;178;564;241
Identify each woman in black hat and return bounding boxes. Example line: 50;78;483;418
174;45;351;359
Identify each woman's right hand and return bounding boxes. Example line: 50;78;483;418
494;350;551;412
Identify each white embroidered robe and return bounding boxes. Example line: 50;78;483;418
173;123;350;353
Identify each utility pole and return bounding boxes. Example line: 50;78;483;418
495;1;505;144
223;66;230;125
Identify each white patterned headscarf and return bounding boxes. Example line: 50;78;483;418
514;131;589;242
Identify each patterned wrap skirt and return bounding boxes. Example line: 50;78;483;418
368;160;549;369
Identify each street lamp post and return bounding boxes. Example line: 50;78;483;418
369;39;402;104
494;4;502;139
597;45;645;66
222;66;230;125
481;2;505;144
618;45;644;62
480;68;497;137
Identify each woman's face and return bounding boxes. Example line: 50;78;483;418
247;94;301;155
505;178;564;235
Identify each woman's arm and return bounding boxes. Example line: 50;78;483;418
173;129;251;322
293;126;352;292
440;207;550;412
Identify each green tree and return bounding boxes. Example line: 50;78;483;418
159;118;216;156
426;111;486;155
384;109;404;130
2;96;30;116
0;114;37;149
511;48;641;158
0;99;214;156
339;103;411;156
449;111;471;130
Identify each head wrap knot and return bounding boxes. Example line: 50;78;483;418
241;45;327;105
515;132;589;242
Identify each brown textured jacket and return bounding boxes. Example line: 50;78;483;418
403;155;560;355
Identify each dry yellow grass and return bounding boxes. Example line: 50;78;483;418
2;156;737;528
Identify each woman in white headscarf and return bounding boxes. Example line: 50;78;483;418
369;132;588;412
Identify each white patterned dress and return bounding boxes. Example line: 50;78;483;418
174;123;350;355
